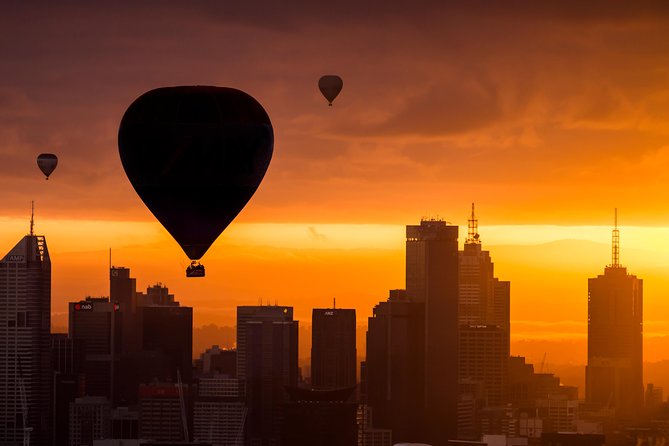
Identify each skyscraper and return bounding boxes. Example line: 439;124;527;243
586;211;643;419
68;296;122;399
459;204;510;331
51;333;84;446
365;290;424;442
140;304;193;383
458;205;510;411
0;228;51;446
311;307;356;389
237;305;298;445
110;274;193;406
110;266;139;355
236;305;294;380
406;219;459;442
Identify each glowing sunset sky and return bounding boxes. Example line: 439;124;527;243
2;1;669;364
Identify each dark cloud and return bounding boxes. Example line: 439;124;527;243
1;1;669;222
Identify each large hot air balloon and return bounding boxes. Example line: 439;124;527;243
118;86;274;277
318;75;343;106
37;153;58;179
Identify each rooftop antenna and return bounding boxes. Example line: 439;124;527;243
109;248;112;270
611;208;620;268
29;201;35;236
466;202;480;244
333;297;336;309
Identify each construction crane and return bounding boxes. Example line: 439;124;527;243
539;352;547;373
177;369;189;441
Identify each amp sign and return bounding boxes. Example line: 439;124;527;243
4;255;24;262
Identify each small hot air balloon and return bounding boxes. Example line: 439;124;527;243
36;153;58;180
118;86;274;277
318;75;343;106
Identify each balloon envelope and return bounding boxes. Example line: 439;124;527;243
118;86;274;260
37;153;58;179
318;75;343;105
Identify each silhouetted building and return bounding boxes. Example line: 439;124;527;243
536;395;578;432
0;232;52;445
365;290;424;442
459;325;508;408
457;378;486;440
459;205;510;331
406;219;459;442
457;206;510;439
541;433;605;446
237;305;298;445
140;304;193;383
196;345;237;377
110;406;139;439
112;275;193;406
69;296;122;400
51;333;84;446
311;307;356;389
282;386;358;446
645;383;664;410
586;213;643;419
137;282;179;306
69;396;111;446
138;383;188;441
357;404;392;446
110;266;139;354
193;376;245;445
236;305;295;381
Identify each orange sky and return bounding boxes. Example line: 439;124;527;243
2;2;669;366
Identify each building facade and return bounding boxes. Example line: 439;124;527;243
237;306;298;445
586;216;643;419
406;219;460;443
311;307;356;389
0;234;52;445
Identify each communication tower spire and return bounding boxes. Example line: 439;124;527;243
29;201;34;236
611;208;620;268
466;203;480;244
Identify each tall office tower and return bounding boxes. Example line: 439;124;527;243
365;290;424;443
110;266;139;354
406;219;459;442
586;211;643;419
237;305;298;445
0;228;51;446
193;376;246;446
459;204;510;331
459;325;508;406
138;383;189;441
51;333;84;446
311;307;356;389
68;296;122;399
68;396;111;446
457;206;510;438
112;276;193;405
140;304;193;383
236;305;294;380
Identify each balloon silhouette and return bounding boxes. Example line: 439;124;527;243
318;75;343;106
37;153;58;179
118;86;274;272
